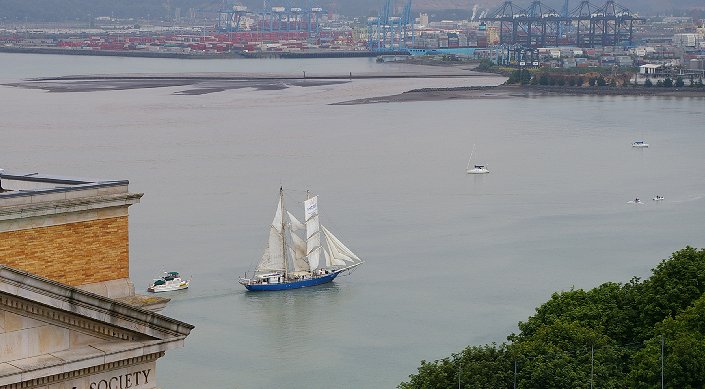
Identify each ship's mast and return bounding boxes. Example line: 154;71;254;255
280;187;288;278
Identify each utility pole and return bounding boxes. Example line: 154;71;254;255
590;344;594;389
514;360;517;389
458;358;461;389
661;335;665;389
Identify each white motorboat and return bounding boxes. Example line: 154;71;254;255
466;144;490;174
148;271;190;292
628;198;643;204
632;141;649;148
652;196;664;201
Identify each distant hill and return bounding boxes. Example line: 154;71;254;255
0;0;703;22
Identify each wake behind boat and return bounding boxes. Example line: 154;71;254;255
239;188;363;291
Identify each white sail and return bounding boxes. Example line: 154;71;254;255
308;246;321;270
256;197;286;273
305;214;319;237
321;225;361;265
287;211;305;232
305;195;321;270
290;232;310;273
324;248;332;267
304;196;318;221
324;247;347;267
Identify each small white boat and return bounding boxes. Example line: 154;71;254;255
148;271;190;293
467;165;490;174
628;198;643;204
632;141;649;148
466;144;490;174
652;196;664;201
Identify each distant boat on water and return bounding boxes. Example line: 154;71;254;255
632;141;649;148
466;144;490;174
238;188;363;291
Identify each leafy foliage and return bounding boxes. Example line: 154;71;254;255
400;247;705;388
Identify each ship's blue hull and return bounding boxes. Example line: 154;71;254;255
244;271;340;291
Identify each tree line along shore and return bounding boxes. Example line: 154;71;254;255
399;247;705;388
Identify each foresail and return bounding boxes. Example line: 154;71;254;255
290;232;310;272
256;197;286;273
324;247;347;267
321;225;361;265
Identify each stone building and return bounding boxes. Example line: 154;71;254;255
0;170;193;388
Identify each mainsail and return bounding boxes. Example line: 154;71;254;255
290;232;310;273
304;196;321;270
256;196;286;273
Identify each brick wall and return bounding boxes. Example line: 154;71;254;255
0;217;129;286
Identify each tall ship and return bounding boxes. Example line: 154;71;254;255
238;188;364;291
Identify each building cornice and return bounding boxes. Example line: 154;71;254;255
0;266;194;340
0;193;143;221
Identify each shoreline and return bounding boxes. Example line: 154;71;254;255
334;84;705;105
0;46;408;59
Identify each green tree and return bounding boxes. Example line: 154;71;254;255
675;76;684;87
539;74;549;86
520;69;531;85
589;77;597;86
663;77;673;87
597;76;607;86
634;247;705;341
506;70;522;84
401;247;705;389
644;78;653;87
629;293;705;388
512;320;625;388
530;74;539;85
399;344;513;389
476;59;495;72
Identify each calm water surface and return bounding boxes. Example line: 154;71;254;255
2;53;704;388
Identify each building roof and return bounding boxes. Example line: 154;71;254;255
0;170;142;225
0;265;193;387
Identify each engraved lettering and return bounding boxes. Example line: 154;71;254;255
133;371;141;386
97;379;109;389
125;372;132;388
109;377;118;389
142;369;151;383
89;384;97;389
